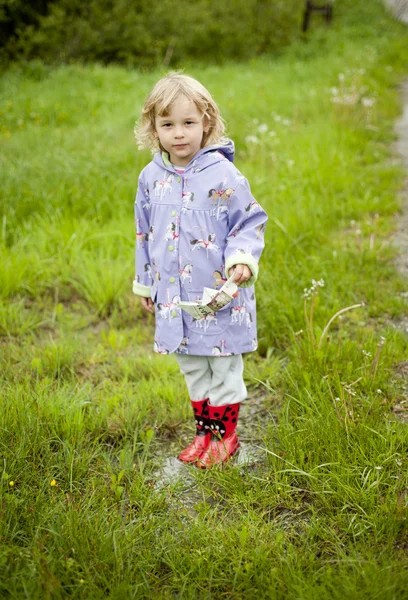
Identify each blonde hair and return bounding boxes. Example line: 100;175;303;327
135;72;227;153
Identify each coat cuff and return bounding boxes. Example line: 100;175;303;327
225;253;258;287
132;280;151;297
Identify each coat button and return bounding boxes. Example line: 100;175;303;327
168;245;174;252
171;210;177;217
169;277;175;283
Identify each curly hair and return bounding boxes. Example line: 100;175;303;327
135;72;228;153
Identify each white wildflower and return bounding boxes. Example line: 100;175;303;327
362;97;375;108
245;135;259;145
311;279;325;289
303;278;324;300
257;123;268;134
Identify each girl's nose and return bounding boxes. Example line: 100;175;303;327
174;126;184;138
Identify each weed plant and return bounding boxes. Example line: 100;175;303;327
1;1;408;598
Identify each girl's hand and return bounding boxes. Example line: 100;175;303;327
228;264;252;285
140;296;154;314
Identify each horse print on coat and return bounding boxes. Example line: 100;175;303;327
179;263;193;285
157;294;180;321
190;233;219;257
136;219;147;247
153;173;174;199
154;338;169;354
181;191;194;213
245;199;261;216
211;340;231;356
230;302;246;326
144;263;153;281
208;186;234;220
193;312;217;332
146;225;154;243
177;336;190;354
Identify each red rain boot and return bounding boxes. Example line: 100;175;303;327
196;402;240;469
178;398;211;463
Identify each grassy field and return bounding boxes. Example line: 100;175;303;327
1;1;408;598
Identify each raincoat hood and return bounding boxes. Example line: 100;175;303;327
153;139;235;172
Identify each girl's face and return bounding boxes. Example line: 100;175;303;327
154;95;209;166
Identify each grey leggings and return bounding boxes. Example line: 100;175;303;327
175;354;247;406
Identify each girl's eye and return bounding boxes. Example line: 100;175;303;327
185;121;193;125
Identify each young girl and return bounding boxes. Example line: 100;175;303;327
133;73;267;469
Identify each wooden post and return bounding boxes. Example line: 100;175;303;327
302;1;334;32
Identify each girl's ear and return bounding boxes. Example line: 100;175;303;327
203;116;210;133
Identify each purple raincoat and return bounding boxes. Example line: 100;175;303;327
133;140;268;356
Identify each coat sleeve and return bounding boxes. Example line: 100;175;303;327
224;177;268;288
132;175;152;298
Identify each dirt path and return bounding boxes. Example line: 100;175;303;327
383;1;408;422
394;81;408;280
384;0;408;23
393;81;408;421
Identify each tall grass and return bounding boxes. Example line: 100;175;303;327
1;1;408;597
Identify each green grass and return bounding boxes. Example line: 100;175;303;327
1;1;408;597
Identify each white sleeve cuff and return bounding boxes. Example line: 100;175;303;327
132;280;151;297
224;253;258;287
